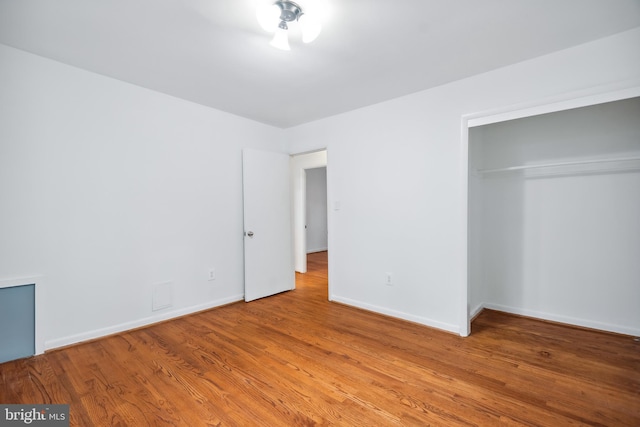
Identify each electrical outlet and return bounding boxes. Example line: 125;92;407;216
208;268;216;281
385;272;393;286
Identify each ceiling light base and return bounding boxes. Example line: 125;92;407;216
277;1;303;23
257;0;322;49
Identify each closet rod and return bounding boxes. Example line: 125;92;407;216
477;156;640;175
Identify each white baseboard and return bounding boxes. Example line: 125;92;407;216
470;303;485;321
482;303;640;337
45;294;244;351
331;295;459;335
306;247;328;254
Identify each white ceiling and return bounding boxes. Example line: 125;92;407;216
1;0;639;128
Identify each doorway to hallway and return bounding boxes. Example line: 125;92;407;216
295;251;328;300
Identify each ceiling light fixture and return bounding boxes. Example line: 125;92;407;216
256;1;322;50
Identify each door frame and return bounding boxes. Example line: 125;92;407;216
459;83;640;337
290;149;330;294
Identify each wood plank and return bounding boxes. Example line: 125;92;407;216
1;250;638;426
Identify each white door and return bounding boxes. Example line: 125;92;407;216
242;149;294;302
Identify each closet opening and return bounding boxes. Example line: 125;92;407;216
466;96;640;337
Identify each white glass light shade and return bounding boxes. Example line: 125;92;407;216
270;27;290;50
256;2;281;32
298;14;322;43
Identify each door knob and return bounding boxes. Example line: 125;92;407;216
246;231;254;237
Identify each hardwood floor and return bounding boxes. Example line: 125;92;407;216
1;251;638;426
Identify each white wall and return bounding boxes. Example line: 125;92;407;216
285;28;640;334
3;27;639;348
469;98;640;335
0;44;285;350
305;167;328;253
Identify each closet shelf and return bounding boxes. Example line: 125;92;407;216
476;156;640;176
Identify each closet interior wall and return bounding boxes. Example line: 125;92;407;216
468;97;640;336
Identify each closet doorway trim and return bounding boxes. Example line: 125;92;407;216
457;83;640;337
